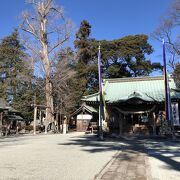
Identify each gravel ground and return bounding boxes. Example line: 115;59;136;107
0;133;122;180
145;139;180;180
94;137;180;180
1;134;179;180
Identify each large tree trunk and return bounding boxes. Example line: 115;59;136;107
43;48;54;124
20;0;70;129
45;79;54;123
41;12;54;124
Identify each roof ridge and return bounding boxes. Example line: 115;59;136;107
82;92;99;99
104;75;165;83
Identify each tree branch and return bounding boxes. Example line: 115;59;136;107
48;37;69;54
20;37;41;58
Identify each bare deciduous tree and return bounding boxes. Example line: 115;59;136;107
52;48;77;116
20;0;72;124
152;0;180;70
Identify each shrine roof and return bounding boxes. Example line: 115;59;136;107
82;75;180;103
70;104;97;117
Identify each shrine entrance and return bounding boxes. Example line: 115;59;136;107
123;113;150;136
108;103;157;136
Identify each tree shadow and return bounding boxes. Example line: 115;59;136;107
144;138;180;171
0;134;42;148
58;135;125;153
58;134;180;171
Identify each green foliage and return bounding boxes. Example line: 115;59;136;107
73;20;98;104
74;20;92;64
73;20;162;106
0;29;25;99
0;22;163;118
98;35;162;77
0;30;39;120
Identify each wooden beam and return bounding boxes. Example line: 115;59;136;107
31;104;50;108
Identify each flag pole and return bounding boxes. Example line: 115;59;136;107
163;40;171;122
162;40;175;139
98;45;103;140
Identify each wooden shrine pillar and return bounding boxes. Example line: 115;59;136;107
55;111;59;132
153;112;156;136
33;106;37;135
39;109;42;125
0;112;3;136
45;108;48;134
119;113;123;136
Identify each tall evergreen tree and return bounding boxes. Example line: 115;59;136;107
0;30;35;120
74;21;162;106
0;30;26;100
74;20;98;105
98;35;162;78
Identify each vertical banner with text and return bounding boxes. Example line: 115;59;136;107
171;102;179;126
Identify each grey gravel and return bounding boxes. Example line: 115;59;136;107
0;133;121;180
145;139;180;180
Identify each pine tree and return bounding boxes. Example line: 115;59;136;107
73;21;162;107
74;20;98;104
0;30;26;100
0;30;35;120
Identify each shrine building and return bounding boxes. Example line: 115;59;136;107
73;75;180;135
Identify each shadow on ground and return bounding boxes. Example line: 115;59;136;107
0;135;42;148
58;135;180;171
58;135;124;153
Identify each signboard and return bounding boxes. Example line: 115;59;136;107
77;114;92;120
171;103;180;126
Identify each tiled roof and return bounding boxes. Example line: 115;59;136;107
0;98;19;112
82;75;180;103
70;104;97;117
8;115;23;120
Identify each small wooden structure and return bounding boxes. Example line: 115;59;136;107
31;104;62;134
0;99;8;136
0;98;24;136
70;104;98;132
31;104;49;134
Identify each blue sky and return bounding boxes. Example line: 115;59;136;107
0;0;172;72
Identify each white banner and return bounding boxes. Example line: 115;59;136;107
171;103;179;126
